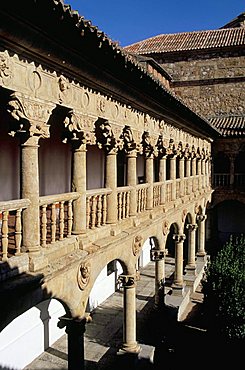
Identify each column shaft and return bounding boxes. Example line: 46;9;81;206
106;151;117;224
197;215;206;257
72;143;86;234
21;137;40;253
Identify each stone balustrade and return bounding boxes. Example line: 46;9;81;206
86;188;112;229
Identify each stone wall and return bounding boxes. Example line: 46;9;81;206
157;52;245;118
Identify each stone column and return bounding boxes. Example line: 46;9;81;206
72;140;87;234
106;149;118;224
7;93;55;271
127;150;137;216
145;154;154;210
186;158;191;194
150;249;165;307
58;316;87;370
118;275;140;353
21;136;41;254
197;214;207;259
172;234;186;295
170;156;176;200
159;156;166;204
185;224;197;274
179;157;185;197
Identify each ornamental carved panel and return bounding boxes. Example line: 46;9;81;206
77;261;91;290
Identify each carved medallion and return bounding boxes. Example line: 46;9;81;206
77;261;91;290
162;220;170;236
132;235;142;256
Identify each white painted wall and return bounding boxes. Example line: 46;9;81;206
0;299;66;370
138;238;155;267
88;261;123;311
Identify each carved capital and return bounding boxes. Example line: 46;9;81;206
197;214;207;223
150;248;165;261
186;224;198;232
77;261;91;290
132;235;143;256
118;274;136;288
156;135;167;158
95;119;117;153
173;234;186;243
7;93;55;139
142;131;155;157
120;125;136;153
63;109;87;144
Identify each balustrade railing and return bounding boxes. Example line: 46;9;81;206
153;182;162;207
0;199;30;261
213;173;230;187
86;188;112;229
165;180;173;202
117;186;131;221
39;192;79;246
136;183;148;213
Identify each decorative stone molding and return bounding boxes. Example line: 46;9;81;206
132;235;142;256
58;75;72;105
7;92;55;139
182;209;188;223
77;261;91;290
162;220;170;236
0;51;12;86
150;248;165;261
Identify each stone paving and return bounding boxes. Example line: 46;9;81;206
24;262;198;370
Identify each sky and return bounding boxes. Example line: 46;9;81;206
67;0;244;47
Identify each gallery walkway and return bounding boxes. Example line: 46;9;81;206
24;262;207;370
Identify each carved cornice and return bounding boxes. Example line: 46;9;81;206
77;261;91;290
7;93;55;139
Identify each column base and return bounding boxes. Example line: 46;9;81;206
185;265;197;276
171;283;185;296
120;342;141;354
196;253;207;262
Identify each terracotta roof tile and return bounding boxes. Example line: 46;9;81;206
209;116;245;137
124;28;245;54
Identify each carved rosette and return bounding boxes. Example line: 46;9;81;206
150;249;165;261
7;93;55;139
77;261;91;290
162;220;170;236
118;274;136;288
132;235;142;256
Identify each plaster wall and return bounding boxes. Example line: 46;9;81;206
0;299;66;370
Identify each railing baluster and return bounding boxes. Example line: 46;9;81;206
91;196;97;229
67;200;73;237
59;201;64;240
15;209;22;255
86;196;91;229
97;195;102;227
51;204;56;243
102;195;107;226
2;210;9;261
118;192;122;220
41;205;47;247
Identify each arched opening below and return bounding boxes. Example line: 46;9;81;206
87;260;123;312
0;299;66;370
138;237;158;268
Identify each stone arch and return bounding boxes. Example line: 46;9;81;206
165;222;179;258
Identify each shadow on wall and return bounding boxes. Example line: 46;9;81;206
0;262;66;369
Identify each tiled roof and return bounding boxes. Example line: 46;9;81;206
124;28;245;55
209;116;245;137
